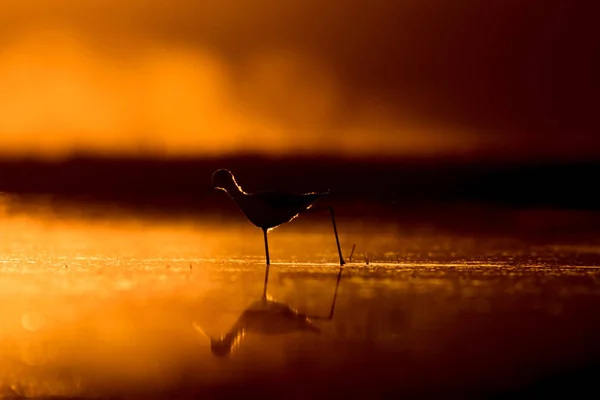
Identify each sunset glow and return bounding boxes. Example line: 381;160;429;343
3;0;552;159
1;1;594;160
0;25;477;159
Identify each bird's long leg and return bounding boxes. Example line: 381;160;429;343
262;228;270;299
328;208;346;266
306;267;343;320
301;207;346;266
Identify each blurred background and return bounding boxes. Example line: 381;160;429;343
2;4;600;398
0;0;598;238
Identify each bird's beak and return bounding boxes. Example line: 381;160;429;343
206;186;215;195
193;321;210;341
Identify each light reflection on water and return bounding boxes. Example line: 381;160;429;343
1;213;600;398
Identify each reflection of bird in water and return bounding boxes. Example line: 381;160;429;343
207;169;345;267
194;267;343;357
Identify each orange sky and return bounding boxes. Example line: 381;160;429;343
0;27;476;158
0;0;596;160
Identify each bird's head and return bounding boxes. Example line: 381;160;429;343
193;321;238;358
210;336;235;358
209;169;237;193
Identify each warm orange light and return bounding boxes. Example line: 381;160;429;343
0;11;479;159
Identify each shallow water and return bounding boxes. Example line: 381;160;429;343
2;210;600;399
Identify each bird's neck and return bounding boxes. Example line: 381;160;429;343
223;182;247;202
220;325;245;350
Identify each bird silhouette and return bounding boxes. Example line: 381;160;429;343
208;169;345;267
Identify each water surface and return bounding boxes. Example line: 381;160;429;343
1;210;600;398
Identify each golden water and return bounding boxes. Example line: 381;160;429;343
1;207;600;398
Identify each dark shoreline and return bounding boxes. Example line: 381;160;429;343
1;154;599;210
2;155;600;245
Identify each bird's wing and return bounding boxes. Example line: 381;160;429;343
255;190;327;209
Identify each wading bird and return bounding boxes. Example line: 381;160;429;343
207;169;345;269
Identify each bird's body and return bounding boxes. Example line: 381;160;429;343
210;169;327;230
241;297;321;335
209;169;345;266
